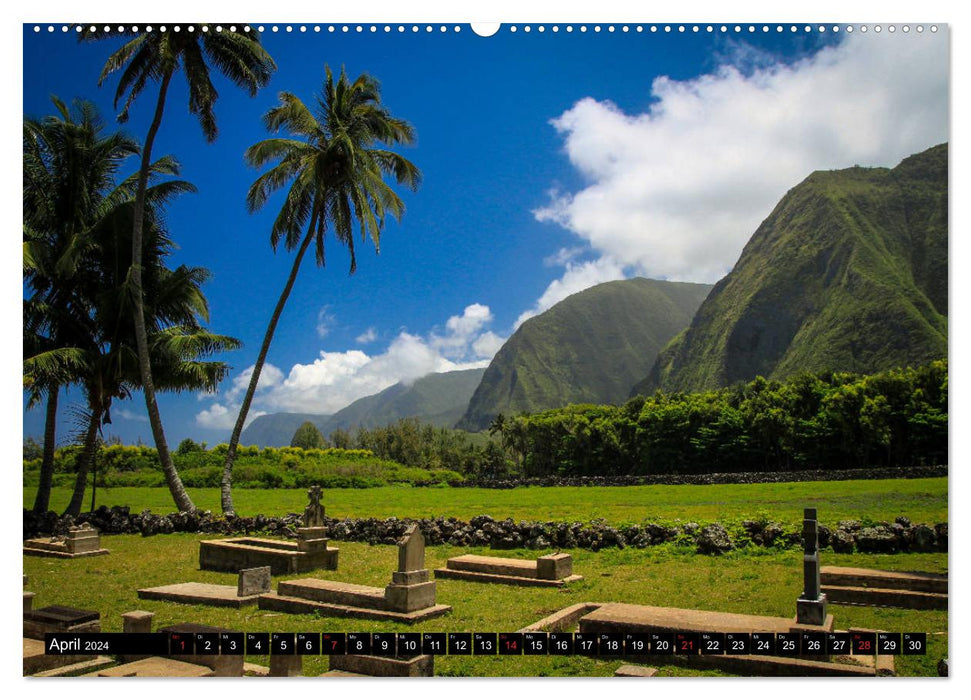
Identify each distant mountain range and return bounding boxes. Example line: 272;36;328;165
239;144;948;445
239;367;486;447
457;278;713;431
635;143;948;394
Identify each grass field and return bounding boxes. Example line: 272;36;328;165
25;477;948;527
23;534;947;677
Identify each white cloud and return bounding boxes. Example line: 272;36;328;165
316;306;335;339
472;331;506;358
534;32;948;284
225;363;284;403
542;246;586;268
432;303;495;359
355;327;377;344
114;407;148;423
195;403;266;431
196;304;505;420
515;257;627;328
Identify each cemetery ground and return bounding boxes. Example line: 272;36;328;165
24;478;947;677
23;535;947;677
24;476;947;525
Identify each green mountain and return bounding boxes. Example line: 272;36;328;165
457;278;713;431
635;143;948;395
239;412;331;448
238;368;485;446
320;367;486;435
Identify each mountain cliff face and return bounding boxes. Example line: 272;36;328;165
635;143;948;395
458;278;713;431
238;368;485;446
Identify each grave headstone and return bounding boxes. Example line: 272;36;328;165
238;566;272;597
297;485;331;553
303;485;325;527
796;508;828;625
385;524;436;611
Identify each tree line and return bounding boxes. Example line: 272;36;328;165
490;360;947;477
24;26;420;516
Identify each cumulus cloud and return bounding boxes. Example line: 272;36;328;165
431;304;495;359
533;32;948;284
225;363;284;403
196;304;506;421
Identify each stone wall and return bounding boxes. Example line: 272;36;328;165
444;465;946;489
23;507;946;556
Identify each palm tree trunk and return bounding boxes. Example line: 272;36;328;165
64;411;100;518
131;68;195;514
221;220;318;514
32;385;59;513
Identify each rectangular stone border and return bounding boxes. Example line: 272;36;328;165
435;568;583;588
23;546;109;559
820;566;948;594
822;585;947;610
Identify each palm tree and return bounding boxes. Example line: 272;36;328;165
24;97;138;513
61;196;241;517
83;25;275;512
219;66;421;513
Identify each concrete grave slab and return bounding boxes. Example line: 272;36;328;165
578;602;834;636
31;656;114;677
615;665;658;677
820;566;947;609
258;590;452;624
137;582;263;608
88;657;214;677
329;654;434;677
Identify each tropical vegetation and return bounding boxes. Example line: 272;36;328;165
80;25;276;512
497;360;947;477
24;97;239;516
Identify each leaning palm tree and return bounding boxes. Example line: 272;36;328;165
219;66;421;514
83;26;275;512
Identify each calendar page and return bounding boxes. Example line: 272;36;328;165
21;11;949;685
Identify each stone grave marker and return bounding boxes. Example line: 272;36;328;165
796;508;828;625
238;566;272;597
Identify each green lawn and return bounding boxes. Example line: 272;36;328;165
25;477;948;527
23;534;947;677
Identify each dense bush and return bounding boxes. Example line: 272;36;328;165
22;444;461;489
498;360;947;477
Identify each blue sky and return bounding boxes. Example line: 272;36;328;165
22;24;948;446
